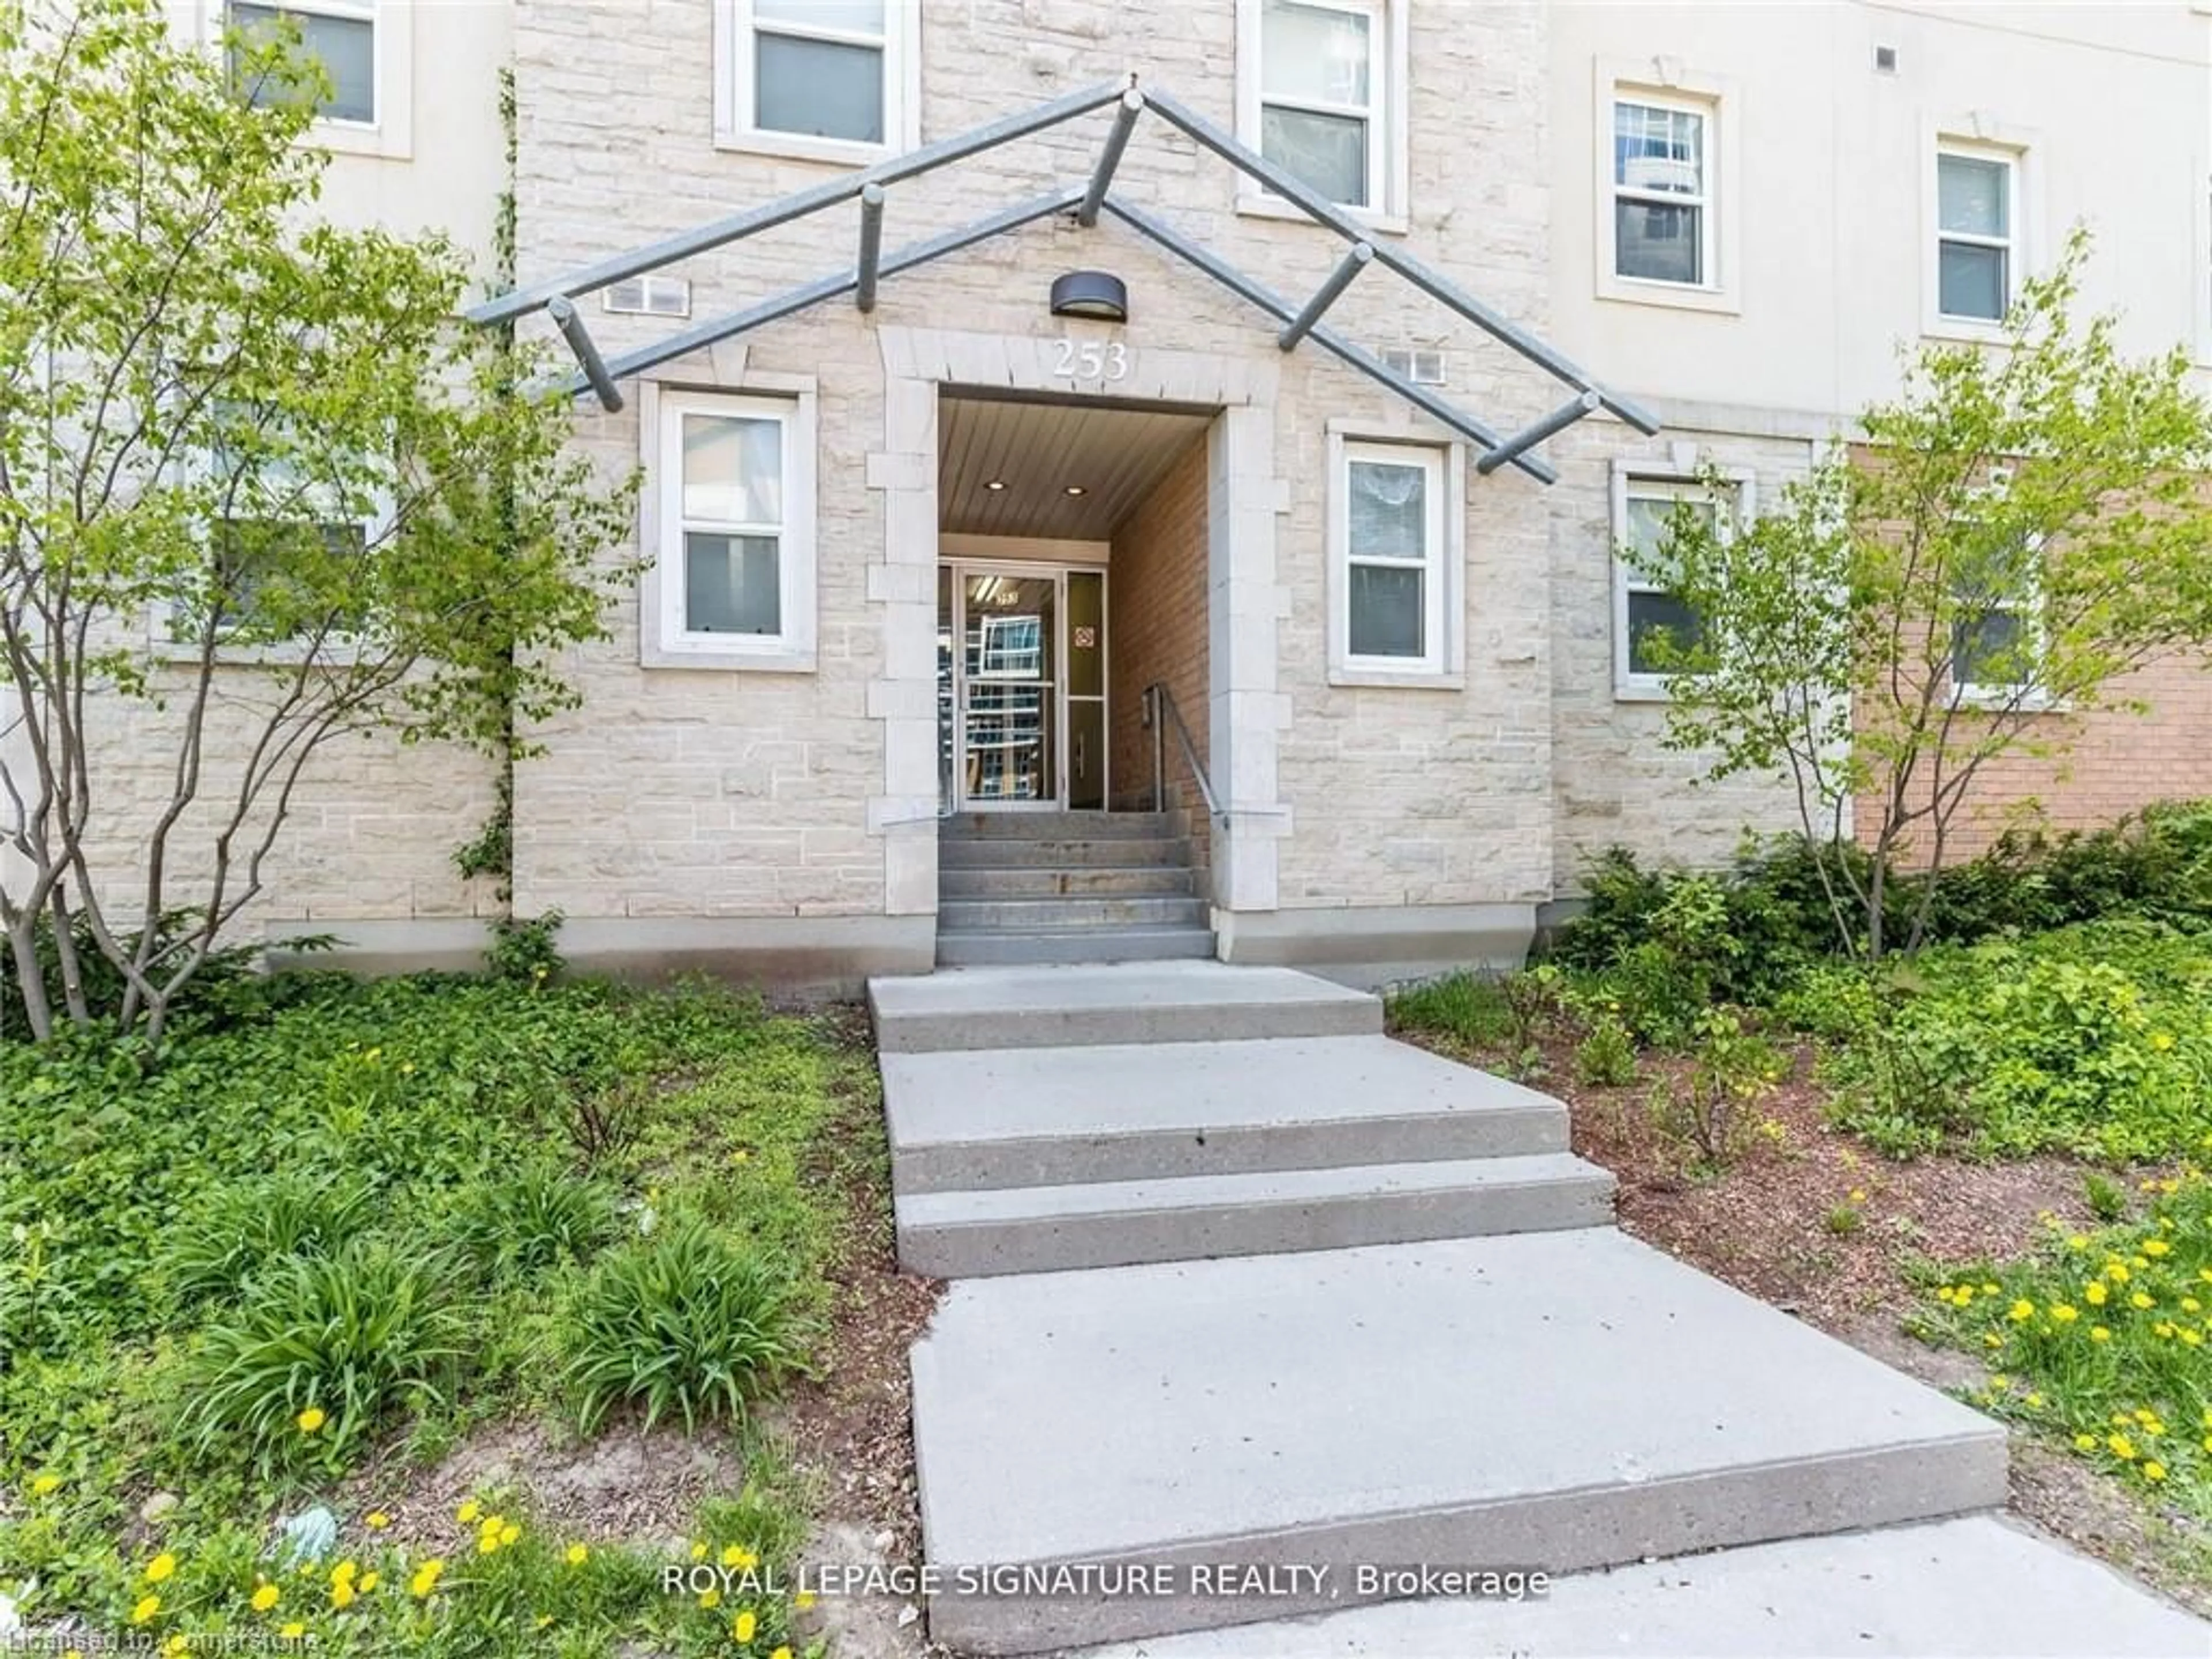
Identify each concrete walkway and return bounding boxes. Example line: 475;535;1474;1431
869;963;2212;1657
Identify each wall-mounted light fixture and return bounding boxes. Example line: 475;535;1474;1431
1049;271;1129;322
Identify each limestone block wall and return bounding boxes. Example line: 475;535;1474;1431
1544;418;1815;892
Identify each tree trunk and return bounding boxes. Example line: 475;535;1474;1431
6;918;54;1043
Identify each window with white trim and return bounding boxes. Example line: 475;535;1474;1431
1611;470;1750;698
1333;440;1448;676
1935;146;2017;323
1948;492;2043;702
715;0;918;161
1239;0;1404;218
649;389;817;670
1611;96;1710;287
228;0;377;125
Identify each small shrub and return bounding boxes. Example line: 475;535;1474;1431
439;1165;619;1282
176;1240;467;1473
1824;1204;1864;1237
2083;1172;2131;1224
161;1170;377;1308
487;909;565;987
562;1218;806;1434
1574;1013;1638;1087
1650;1009;1786;1168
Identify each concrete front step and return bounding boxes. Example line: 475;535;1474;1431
939;895;1210;931
938;836;1192;870
938;865;1196;899
896;1152;1613;1276
1062;1515;2212;1659
934;927;1218;968
884;1035;1570;1194
910;1229;2007;1654
943;810;1175;839
871;963;1381;1053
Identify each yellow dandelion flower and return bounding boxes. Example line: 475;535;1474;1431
2050;1304;2080;1323
2093;1326;2113;1342
2074;1433;2099;1451
365;1510;391;1530
331;1582;355;1611
2025;1392;2044;1407
734;1607;758;1642
279;1623;305;1640
2133;1256;2152;1270
2184;1330;2203;1347
146;1553;177;1584
296;1407;326;1434
2008;1300;2035;1323
499;1522;520;1547
164;1637;189;1658
537;1615;554;1629
132;1594;161;1624
567;1543;589;1566
2135;1408;2161;1428
2160;1179;2179;1193
456;1500;480;1524
699;1588;722;1611
2109;1433;2137;1460
1983;1334;2003;1349
2086;1282;2109;1306
721;1544;745;1568
251;1584;280;1612
357;1572;379;1594
2187;1298;2204;1314
477;1532;501;1556
692;1541;709;1561
2068;1234;2089;1249
2145;1461;2168;1482
794;1590;816;1611
2144;1240;2171;1257
2132;1292;2155;1310
774;1649;793;1659
410;1560;444;1599
331;1560;357;1585
2152;1031;2176;1051
30;1473;59;1497
2107;1263;2131;1284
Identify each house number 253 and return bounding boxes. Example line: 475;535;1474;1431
1053;339;1128;381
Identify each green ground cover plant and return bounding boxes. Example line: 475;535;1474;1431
0;959;871;1656
1915;1175;2212;1524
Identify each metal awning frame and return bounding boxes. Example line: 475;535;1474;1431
468;75;1660;482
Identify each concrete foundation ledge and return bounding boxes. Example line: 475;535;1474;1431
556;914;935;998
263;916;493;976
264;914;935;998
1213;903;1536;989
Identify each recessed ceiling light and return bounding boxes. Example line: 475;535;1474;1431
1064;484;1087;497
984;479;1007;491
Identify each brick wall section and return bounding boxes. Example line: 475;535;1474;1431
1855;650;2212;862
1108;434;1212;872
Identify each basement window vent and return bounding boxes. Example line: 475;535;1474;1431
603;276;692;318
1379;347;1446;386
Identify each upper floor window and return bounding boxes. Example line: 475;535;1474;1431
1612;98;1709;287
1238;0;1407;224
715;0;919;164
1936;146;2016;323
229;0;376;126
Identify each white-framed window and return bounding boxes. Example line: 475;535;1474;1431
642;387;818;673
1934;143;2018;324
1237;0;1408;225
1610;466;1752;700
1611;97;1709;288
714;0;920;165
1327;435;1460;685
213;0;410;159
1594;65;1738;313
1947;480;2044;705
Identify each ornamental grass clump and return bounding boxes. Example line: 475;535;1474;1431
562;1218;808;1434
1916;1174;2212;1520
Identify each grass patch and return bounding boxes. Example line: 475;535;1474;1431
1914;1174;2212;1521
1386;971;1516;1048
0;967;869;1654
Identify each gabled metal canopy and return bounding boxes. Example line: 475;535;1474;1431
468;75;1659;483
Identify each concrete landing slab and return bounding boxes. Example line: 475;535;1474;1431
1062;1516;2211;1658
910;1229;2006;1653
897;1152;1613;1275
871;963;1381;1053
884;1035;1569;1193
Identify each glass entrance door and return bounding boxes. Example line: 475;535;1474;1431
936;562;1108;813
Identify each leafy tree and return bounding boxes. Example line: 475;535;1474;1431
0;1;631;1043
1633;232;2212;959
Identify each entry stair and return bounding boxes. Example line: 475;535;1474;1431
865;962;2208;1657
935;811;1212;968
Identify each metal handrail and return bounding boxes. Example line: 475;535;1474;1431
1142;681;1224;828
